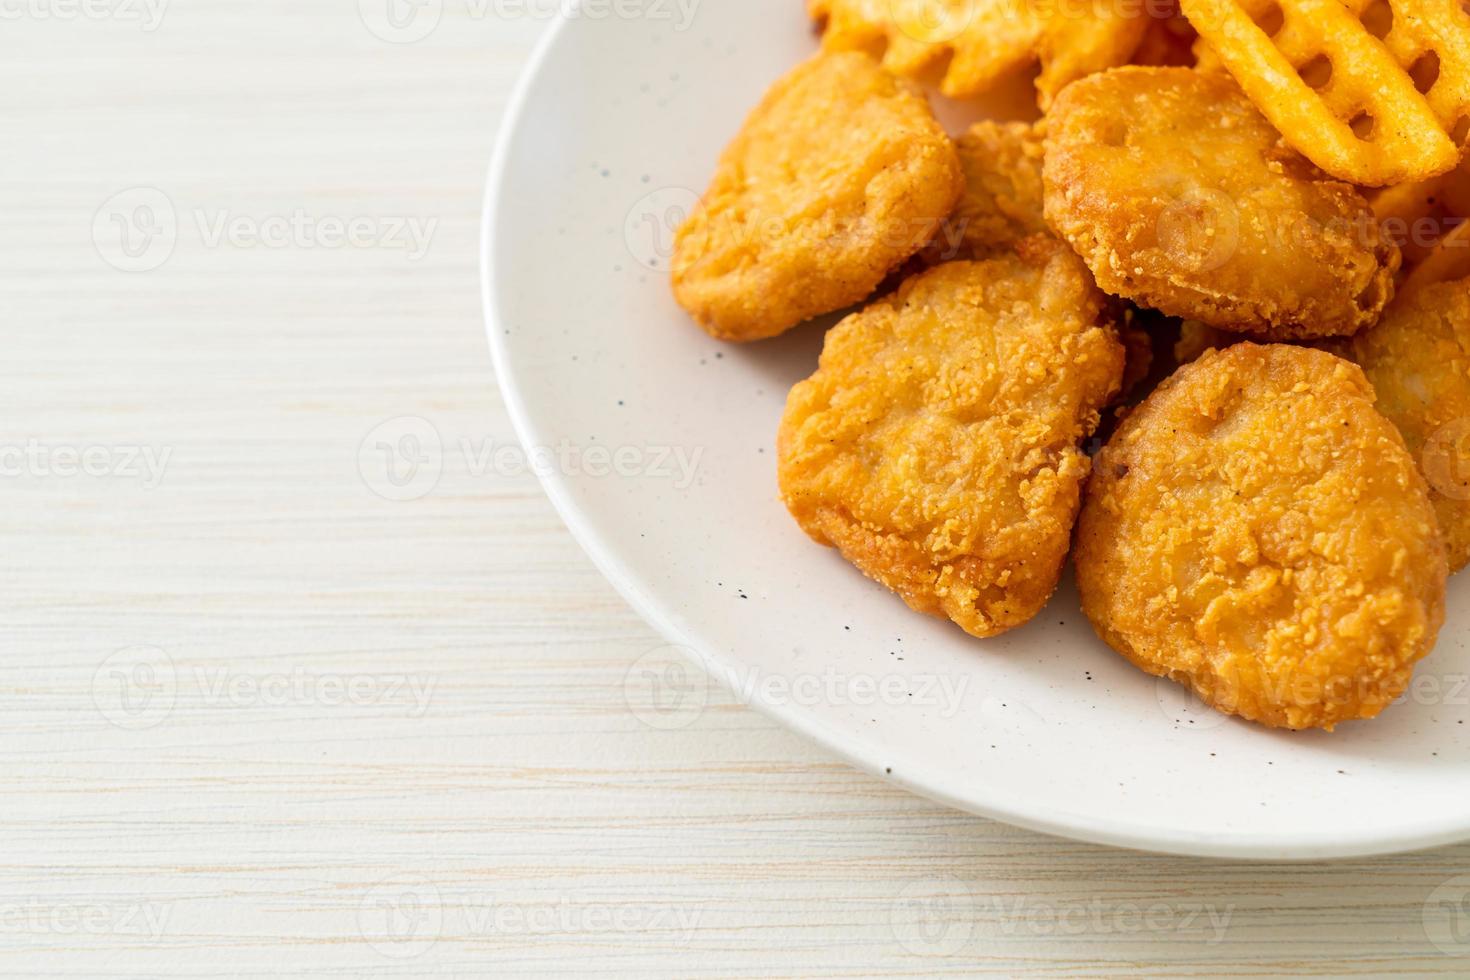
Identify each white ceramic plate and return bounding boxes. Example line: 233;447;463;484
483;0;1470;859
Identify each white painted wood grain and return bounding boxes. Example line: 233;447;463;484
0;2;1468;975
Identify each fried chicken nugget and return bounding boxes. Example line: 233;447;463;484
921;121;1047;265
778;239;1125;638
1350;278;1470;571
807;0;1148;107
1076;344;1447;730
1044;67;1399;340
672;51;962;342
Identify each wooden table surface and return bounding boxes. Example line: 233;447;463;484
4;3;1470;975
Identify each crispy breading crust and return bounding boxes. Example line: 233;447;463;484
1350;278;1470;571
1076;344;1447;730
1043;67;1400;339
921;121;1047;265
778;239;1125;638
672;51;962;342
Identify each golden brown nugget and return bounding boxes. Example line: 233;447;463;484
1044;67;1399;339
778;240;1125;638
1350;279;1470;571
672;51;962;342
807;0;1147;107
1076;344;1447;730
921;121;1047;264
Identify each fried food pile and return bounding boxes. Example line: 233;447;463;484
670;5;1470;731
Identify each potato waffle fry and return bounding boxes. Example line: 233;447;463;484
1180;0;1470;184
807;0;1148;106
1035;0;1153;104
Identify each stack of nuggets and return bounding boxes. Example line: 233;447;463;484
669;2;1470;731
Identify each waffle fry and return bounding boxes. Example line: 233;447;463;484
1036;0;1153;105
1180;0;1470;185
807;0;1148;106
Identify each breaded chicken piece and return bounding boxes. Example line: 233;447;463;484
1044;67;1399;340
672;51;962;342
807;0;1147;107
921;121;1047;265
1350;278;1470;571
778;239;1125;638
1076;344;1447;730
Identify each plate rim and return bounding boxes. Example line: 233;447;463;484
480;10;1470;861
